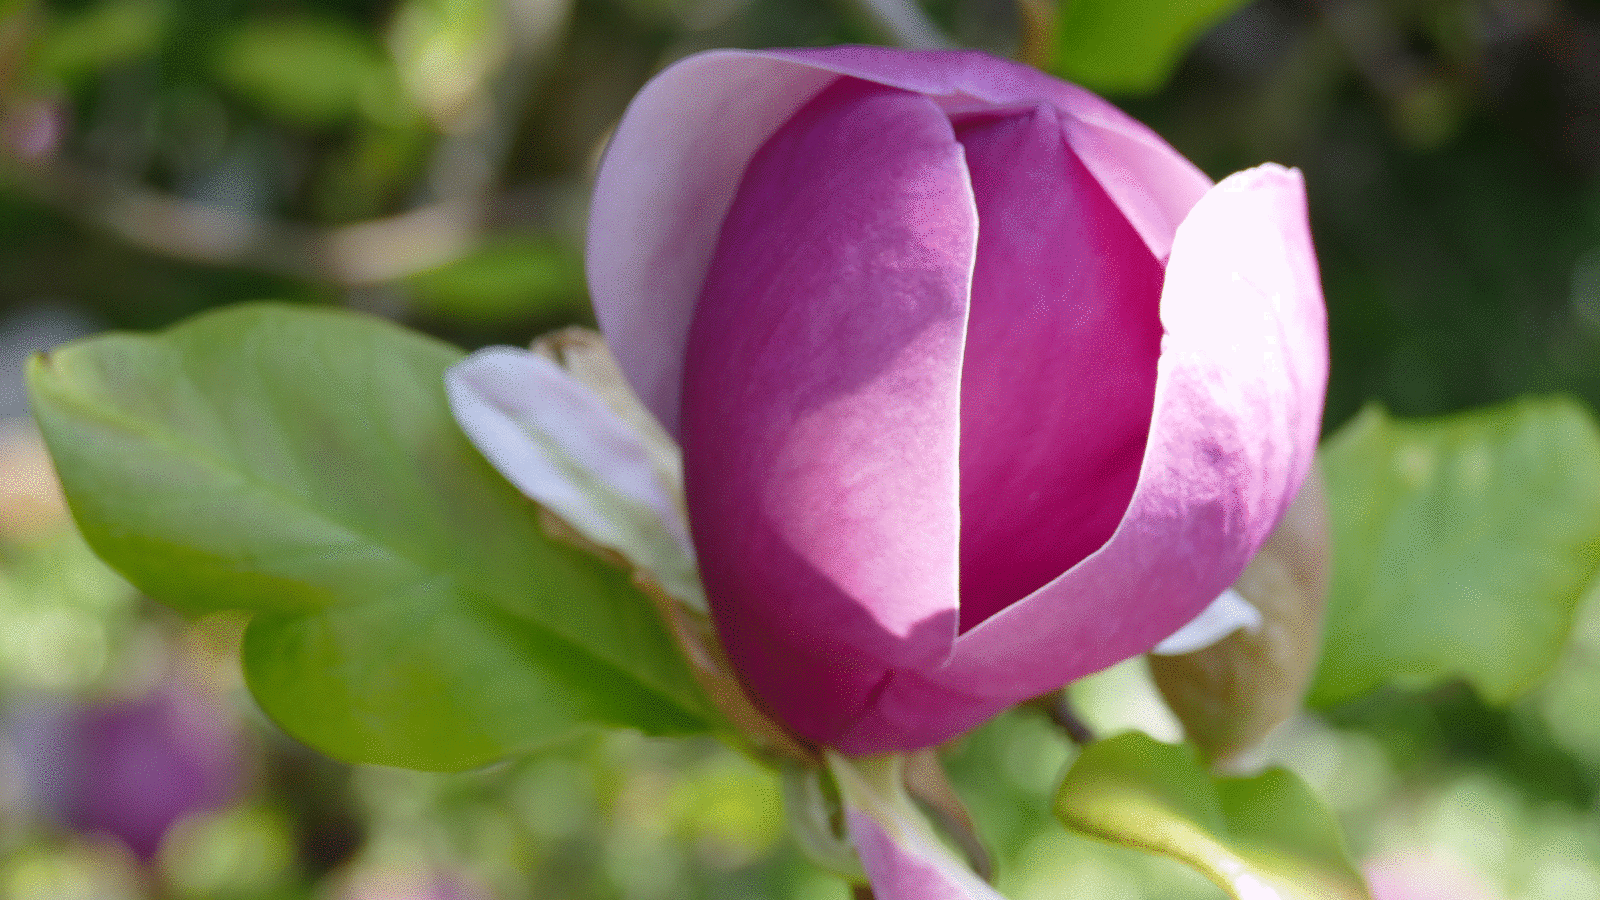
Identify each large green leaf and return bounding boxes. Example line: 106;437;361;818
27;303;709;770
1055;733;1368;900
1045;0;1250;95
1311;398;1600;707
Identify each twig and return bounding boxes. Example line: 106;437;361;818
1027;689;1097;746
1015;0;1056;70
1;154;572;287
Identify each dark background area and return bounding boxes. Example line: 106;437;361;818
6;0;1599;426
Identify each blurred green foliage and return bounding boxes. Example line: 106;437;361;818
1043;0;1252;94
1315;397;1600;707
5;0;1600;898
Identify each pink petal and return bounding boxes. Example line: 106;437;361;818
678;78;975;746
838;165;1327;752
587;51;839;436
588;47;1209;438
828;753;1008;900
767;47;1212;260
590;46;1320;753
846;810;1008;900
952;101;1165;632
952;161;1326;696
1364;852;1505;900
831;673;1003;753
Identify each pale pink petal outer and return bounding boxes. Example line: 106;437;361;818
678;79;974;746
845;811;1009;900
444;348;701;607
587;52;837;437
1364;853;1505;900
587;46;1210;438
827;753;1008;900
836;165;1327;752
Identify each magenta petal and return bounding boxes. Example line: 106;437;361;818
832;672;1000;752
589;47;1208;439
944;163;1328;699
679;78;975;746
592;46;1322;754
837;166;1327;751
762;46;1212;259
953;103;1164;632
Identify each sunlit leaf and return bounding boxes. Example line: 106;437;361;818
1044;0;1248;95
1055;732;1368;900
27;303;709;770
1311;398;1600;707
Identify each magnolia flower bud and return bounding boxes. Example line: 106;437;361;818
588;46;1328;753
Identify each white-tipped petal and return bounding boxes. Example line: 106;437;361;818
445;347;702;609
1151;588;1264;656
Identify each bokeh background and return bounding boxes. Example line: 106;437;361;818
3;0;1600;897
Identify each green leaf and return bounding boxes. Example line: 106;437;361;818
1055;732;1368;900
27;303;709;770
1045;0;1249;95
1310;398;1600;707
34;0;169;87
213;17;412;127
